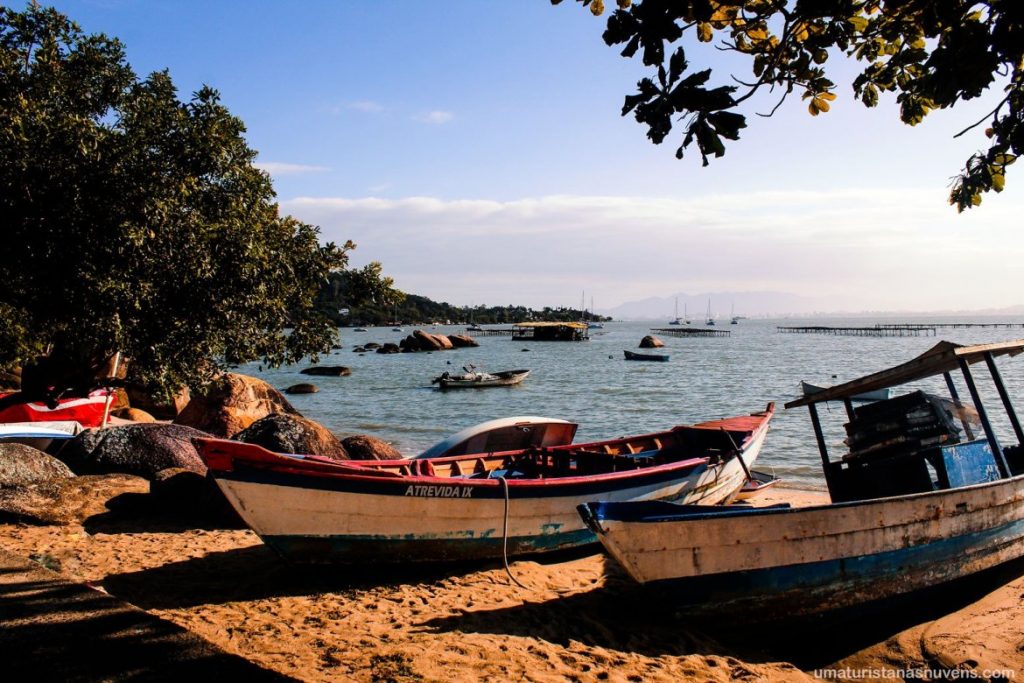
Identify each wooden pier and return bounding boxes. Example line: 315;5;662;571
777;326;937;337
651;328;731;338
875;322;1024;330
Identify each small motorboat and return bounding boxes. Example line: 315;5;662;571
0;421;83;452
432;367;530;389
624;350;670;362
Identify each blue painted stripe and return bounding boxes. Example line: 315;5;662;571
262;528;597;563
641;516;1024;614
218;459;710;500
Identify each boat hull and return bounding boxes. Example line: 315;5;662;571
208;415;770;563
582;473;1024;616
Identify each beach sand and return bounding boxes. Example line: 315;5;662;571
1;484;1021;682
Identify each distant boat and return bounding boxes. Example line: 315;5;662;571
624;350;670;362
353;327;367;332
730;303;739;325
705;299;715;326
432;368;530;389
466;324;483;332
668;297;687;325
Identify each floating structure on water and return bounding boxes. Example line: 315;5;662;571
777;325;937;337
651;327;730;338
512;322;590;341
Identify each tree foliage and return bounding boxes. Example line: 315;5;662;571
556;0;1023;210
0;5;391;394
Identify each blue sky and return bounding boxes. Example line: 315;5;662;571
43;1;1024;312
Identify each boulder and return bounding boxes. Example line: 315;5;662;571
342;434;403;460
108;388;131;412
353;347;367;353
447;334;479;348
0;443;75;487
0;470;146;526
376;343;401;354
125;383;191;420
112;407;157;423
59;423;211;479
285;383;319;395
639;335;665;348
300;366;352;377
363;342;382;349
406;330;453;352
233;414;348;460
174;373;298;437
0;366;21;391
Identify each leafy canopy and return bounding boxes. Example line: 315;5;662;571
0;5;388;393
555;0;1023;211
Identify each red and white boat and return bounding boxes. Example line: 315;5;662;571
196;404;775;564
0;389;112;428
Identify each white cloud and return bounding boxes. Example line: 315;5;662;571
414;110;454;125
281;191;1024;312
255;162;330;176
348;100;385;113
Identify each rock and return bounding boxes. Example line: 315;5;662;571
0;366;21;391
125;384;191;420
300;366;351;377
234;414;348;460
0;471;147;525
111;407;157;423
353;347;366;353
0;443;74;488
363;342;381;349
342;434;403;460
59;423;211;479
376;343;401;354
447;334;479;348
639;335;665;348
108;388;131;412
174;373;298;437
285;383;319;395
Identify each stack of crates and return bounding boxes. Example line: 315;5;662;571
844;390;961;462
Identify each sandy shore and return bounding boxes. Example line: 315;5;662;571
1;485;1021;682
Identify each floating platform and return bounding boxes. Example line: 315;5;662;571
777;326;936;337
875;323;1024;330
650;328;731;338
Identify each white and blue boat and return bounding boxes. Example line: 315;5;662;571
195;404;774;563
580;340;1024;617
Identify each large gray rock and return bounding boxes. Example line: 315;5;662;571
233;414;348;460
60;423;211;479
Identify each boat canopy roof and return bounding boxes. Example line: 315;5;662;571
513;322;589;330
785;339;1024;409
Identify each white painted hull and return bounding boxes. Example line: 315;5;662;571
586;472;1024;615
213;427;767;563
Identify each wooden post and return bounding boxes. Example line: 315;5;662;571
983;352;1024;446
958;358;1010;478
808;403;836;494
943;372;976;441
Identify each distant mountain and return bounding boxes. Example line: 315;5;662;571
600;293;1024;321
601;292;835;321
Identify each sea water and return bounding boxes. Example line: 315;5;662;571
238;316;1024;487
